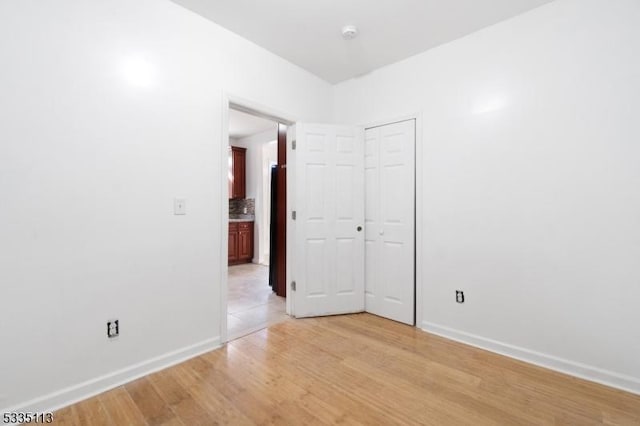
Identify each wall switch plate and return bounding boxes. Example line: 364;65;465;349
174;198;186;215
107;320;119;338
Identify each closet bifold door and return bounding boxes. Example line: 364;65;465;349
364;120;416;325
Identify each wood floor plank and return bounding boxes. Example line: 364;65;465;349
147;370;215;426
53;396;112;426
124;377;183;425
54;313;640;425
99;387;148;426
220;343;349;425
168;362;254;425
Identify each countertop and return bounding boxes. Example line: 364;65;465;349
229;215;255;223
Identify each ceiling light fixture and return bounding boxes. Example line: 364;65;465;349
341;25;358;40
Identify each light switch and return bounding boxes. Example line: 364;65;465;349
174;198;186;215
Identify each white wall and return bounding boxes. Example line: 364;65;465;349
0;0;331;412
232;128;278;264
334;0;640;392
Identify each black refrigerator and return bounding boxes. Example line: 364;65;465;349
268;165;278;291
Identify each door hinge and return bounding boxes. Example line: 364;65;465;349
292;139;296;150
292;210;296;220
291;281;296;291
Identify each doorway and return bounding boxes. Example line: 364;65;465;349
223;103;291;341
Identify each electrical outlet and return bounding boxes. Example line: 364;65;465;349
107;320;119;338
456;290;465;304
174;198;186;215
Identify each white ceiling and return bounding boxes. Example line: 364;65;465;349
171;0;554;84
229;108;278;139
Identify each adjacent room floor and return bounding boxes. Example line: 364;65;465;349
54;313;640;425
227;263;286;341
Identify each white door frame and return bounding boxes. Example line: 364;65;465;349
362;113;423;327
220;91;296;344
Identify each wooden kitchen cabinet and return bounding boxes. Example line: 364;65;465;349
228;221;253;265
238;222;252;261
228;223;239;264
228;146;246;200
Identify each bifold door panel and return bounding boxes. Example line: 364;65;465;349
364;120;416;325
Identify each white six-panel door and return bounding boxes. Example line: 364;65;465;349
291;123;365;318
364;120;416;325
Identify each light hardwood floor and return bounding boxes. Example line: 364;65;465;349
227;264;286;341
54;313;640;425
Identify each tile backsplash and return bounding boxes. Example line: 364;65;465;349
229;198;255;215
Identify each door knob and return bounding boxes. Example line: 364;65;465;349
379;230;384;236
357;226;362;232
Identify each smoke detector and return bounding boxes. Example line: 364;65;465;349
341;25;358;40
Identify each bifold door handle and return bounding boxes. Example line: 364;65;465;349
357;226;363;232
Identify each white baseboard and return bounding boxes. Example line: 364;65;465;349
6;337;221;415
421;321;640;396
